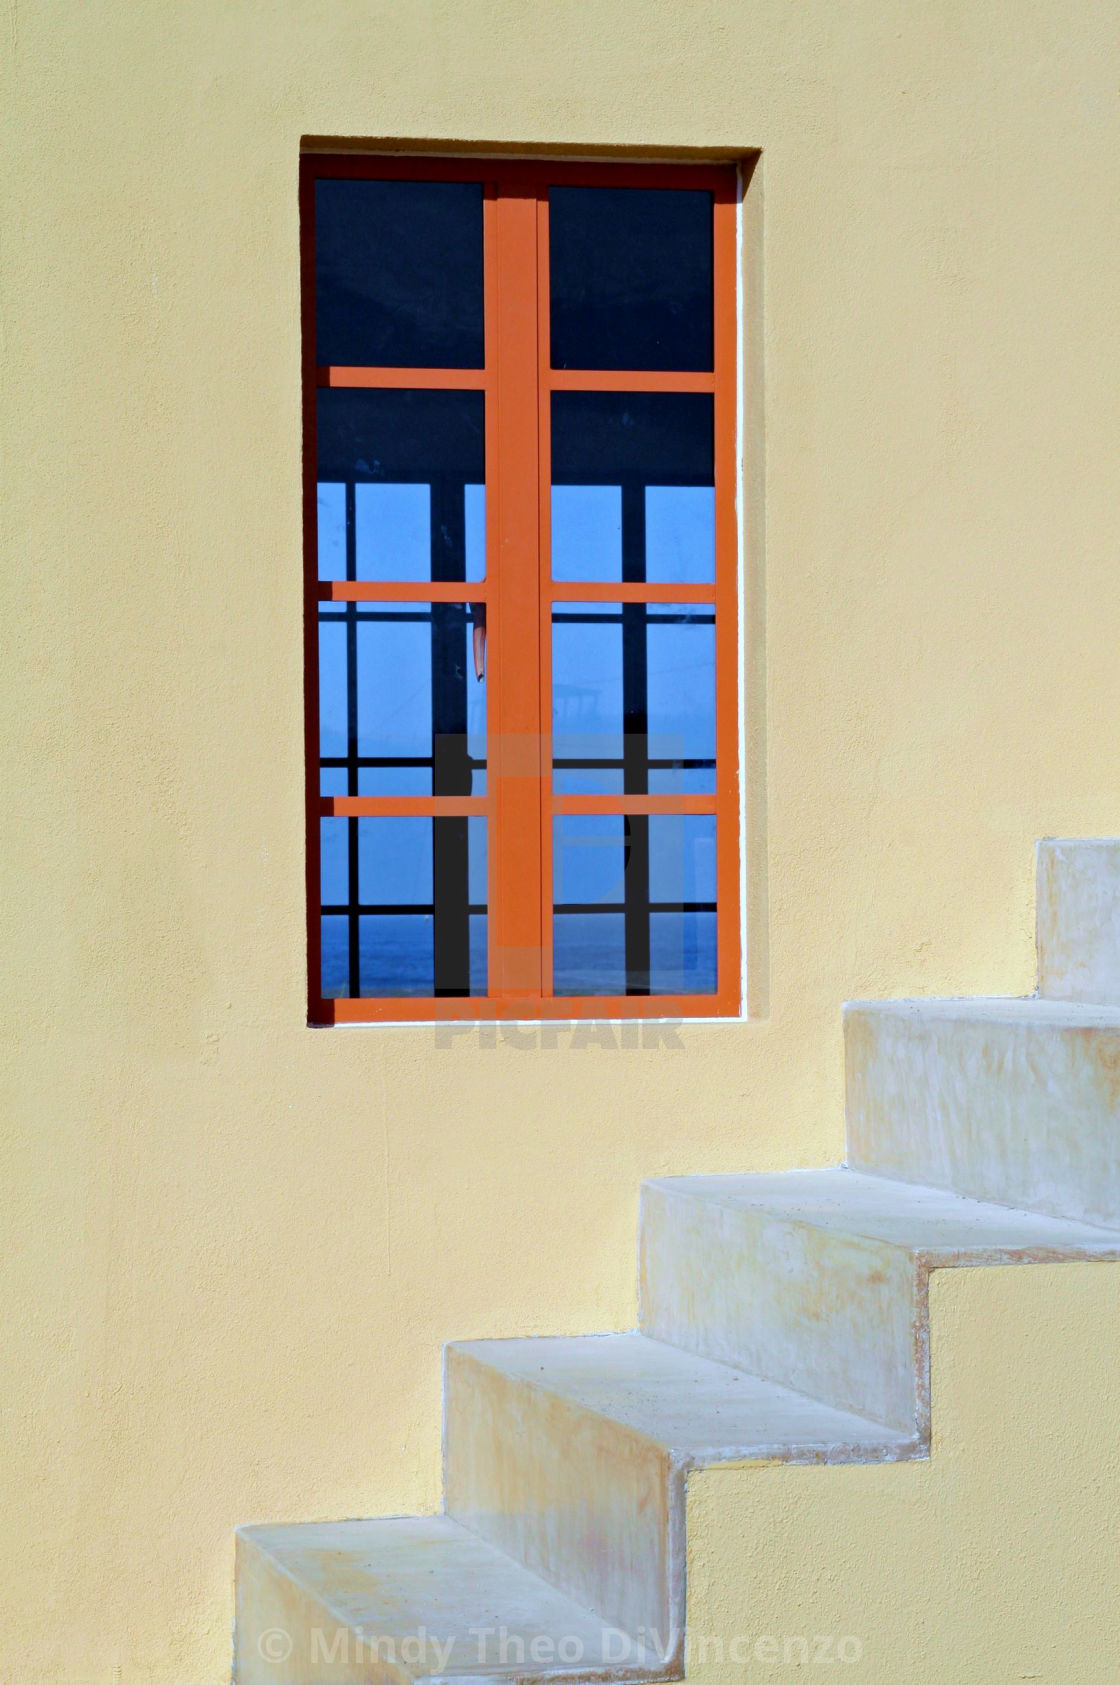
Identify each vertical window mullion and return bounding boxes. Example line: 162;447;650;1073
488;186;544;1003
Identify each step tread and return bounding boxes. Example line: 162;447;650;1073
450;1333;913;1462
845;995;1120;1026
241;1514;663;1680
645;1167;1120;1254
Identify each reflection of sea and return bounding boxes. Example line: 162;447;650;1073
322;914;716;999
321;915;487;999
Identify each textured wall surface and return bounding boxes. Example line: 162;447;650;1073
2;2;1120;1680
686;1263;1120;1681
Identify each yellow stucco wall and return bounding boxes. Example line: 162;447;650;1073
3;3;1120;1681
687;1263;1120;1681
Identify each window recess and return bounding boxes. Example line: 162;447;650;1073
302;154;740;1022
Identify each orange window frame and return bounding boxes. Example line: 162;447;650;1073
301;153;741;1023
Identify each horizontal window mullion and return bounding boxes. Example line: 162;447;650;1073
548;368;714;393
318;992;729;1024
319;581;490;603
317;366;489;390
551;793;716;816
320;796;489;817
549;581;715;604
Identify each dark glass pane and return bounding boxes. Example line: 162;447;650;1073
314;178;484;368
551;391;713;489
552;603;715;795
549;186;713;371
318;390;485;587
552;814;717;996
320;816;487;998
319;602;486;798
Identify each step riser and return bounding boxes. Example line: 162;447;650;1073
639;1182;923;1434
235;1533;404;1685
444;1345;683;1662
845;1008;1120;1225
1038;839;1120;1005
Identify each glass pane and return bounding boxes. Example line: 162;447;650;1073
645;486;715;585
552;603;715;795
317;389;485;582
549;186;713;371
551;485;622;583
319;602;486;797
314;178;484;368
550;393;712;583
320;816;487;998
552;814;717;996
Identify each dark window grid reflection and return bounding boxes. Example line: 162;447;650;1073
554;813;714;996
320;595;484;1000
325;816;484;1000
554;573;716;995
324;470;482;586
551;606;717;778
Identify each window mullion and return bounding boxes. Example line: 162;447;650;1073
488;186;544;1003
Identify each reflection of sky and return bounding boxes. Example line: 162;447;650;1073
551;484;714;582
319;608;486;780
321;816;487;907
553;604;715;780
317;477;718;996
317;482;485;581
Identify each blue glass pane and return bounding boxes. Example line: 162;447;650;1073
321;915;350;998
355;483;430;582
464;484;486;583
646;609;716;775
315;178;484;369
554;814;627;907
551;814;717;997
649;911;717;994
358;817;432;905
553;913;626;997
553;604;623;784
321;818;487;999
359;916;435;997
645;486;715;584
551;485;622;582
319;603;486;797
649;814;717;903
470;913;488;996
318;483;347;580
321;817;349;905
552;604;715;793
552;817;627;996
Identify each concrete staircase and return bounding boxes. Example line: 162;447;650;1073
235;839;1120;1684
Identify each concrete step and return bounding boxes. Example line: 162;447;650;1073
1037;837;1120;1005
640;1167;1120;1436
443;1332;910;1668
845;996;1120;1225
235;1514;665;1685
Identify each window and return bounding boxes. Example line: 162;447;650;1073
302;155;740;1022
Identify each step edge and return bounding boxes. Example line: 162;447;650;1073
448;1331;918;1464
238;1518;672;1685
641;1171;1120;1250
